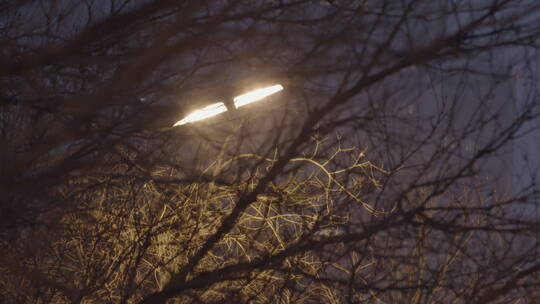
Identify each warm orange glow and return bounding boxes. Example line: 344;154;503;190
172;102;227;126
233;84;283;108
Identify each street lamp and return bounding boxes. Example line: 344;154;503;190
172;102;228;127
233;84;284;108
173;84;283;127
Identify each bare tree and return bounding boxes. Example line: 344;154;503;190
1;0;540;303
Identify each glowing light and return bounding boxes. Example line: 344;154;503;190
172;102;227;126
233;84;283;108
172;84;284;127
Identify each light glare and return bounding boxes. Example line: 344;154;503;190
233;84;283;108
172;84;283;127
173;102;227;126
